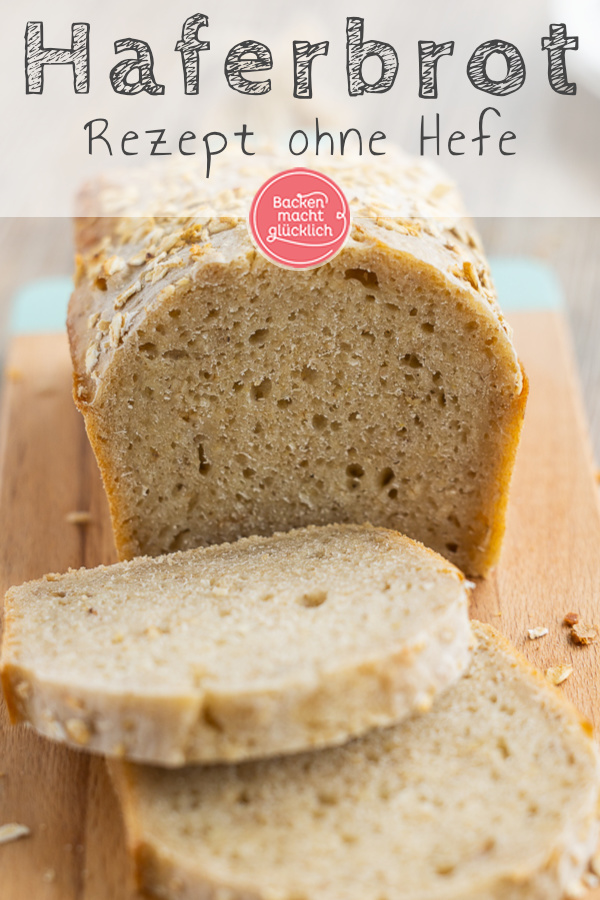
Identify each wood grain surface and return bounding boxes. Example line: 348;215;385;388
1;312;600;898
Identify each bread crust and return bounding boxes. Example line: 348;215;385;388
110;622;600;900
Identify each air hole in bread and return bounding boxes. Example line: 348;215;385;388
380;468;395;488
301;366;318;384
197;444;211;475
497;738;511;760
169;529;190;552
299;589;328;608
346;464;365;479
139;342;158;359
435;863;456;877
312;414;327;430
252;379;272;400
317;789;339;805
202;705;224;733
249;328;269;345
344;268;379;288
446;542;458;553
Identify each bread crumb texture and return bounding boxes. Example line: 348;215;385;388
68;151;526;576
0;525;471;764
113;623;600;900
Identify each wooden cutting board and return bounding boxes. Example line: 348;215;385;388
1;311;600;900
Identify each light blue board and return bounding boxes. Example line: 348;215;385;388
7;257;562;335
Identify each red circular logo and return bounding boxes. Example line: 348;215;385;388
248;168;351;269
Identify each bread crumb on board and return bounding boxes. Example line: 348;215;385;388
563;612;579;626
527;627;548;640
0;823;31;845
571;622;598;646
545;665;573;686
65;511;93;526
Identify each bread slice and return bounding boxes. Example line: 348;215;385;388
111;622;600;900
1;524;471;765
68;151;527;575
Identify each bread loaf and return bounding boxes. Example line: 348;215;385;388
68;151;527;575
111;622;600;900
1;524;471;765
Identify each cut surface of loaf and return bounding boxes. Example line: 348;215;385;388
69;151;527;575
1;525;471;765
112;623;600;900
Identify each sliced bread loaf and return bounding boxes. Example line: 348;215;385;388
111;622;600;900
1;524;471;765
68;152;527;575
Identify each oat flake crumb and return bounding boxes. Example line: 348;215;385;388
528;627;548;640
65;511;92;525
571;622;598;645
563;612;579;626
545;665;573;686
0;823;31;845
85;344;99;374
